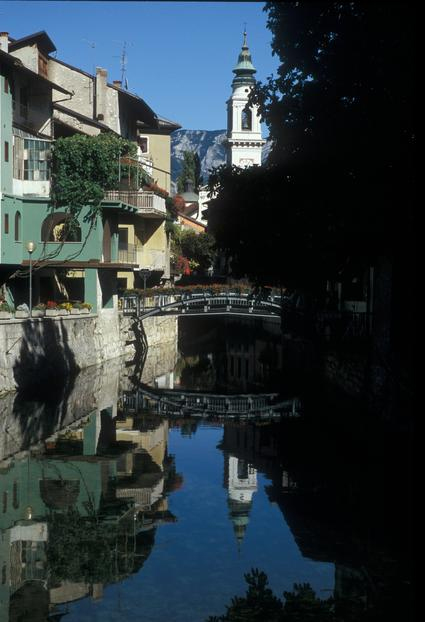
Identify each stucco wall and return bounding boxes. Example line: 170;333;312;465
146;133;172;193
49;59;94;119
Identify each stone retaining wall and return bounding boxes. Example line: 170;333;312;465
0;311;178;394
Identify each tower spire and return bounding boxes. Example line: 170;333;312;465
232;28;256;89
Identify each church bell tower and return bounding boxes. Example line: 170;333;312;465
226;31;265;167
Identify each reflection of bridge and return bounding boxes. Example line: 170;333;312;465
120;385;300;419
121;293;282;320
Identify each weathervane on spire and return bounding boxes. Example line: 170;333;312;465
243;23;247;46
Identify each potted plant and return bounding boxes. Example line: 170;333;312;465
33;303;46;318
58;301;72;315
81;302;92;314
0;301;12;320
45;301;59;317
15;303;30;319
70;302;83;315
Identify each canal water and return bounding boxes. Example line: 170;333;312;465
0;317;412;621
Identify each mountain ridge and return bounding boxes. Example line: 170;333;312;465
170;129;271;189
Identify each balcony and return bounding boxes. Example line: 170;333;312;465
118;243;139;264
117;244;166;272
104;190;166;218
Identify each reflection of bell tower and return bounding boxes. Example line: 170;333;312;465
224;454;257;548
226;31;265;167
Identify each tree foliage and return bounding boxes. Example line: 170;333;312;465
177;150;203;193
172;229;216;273
51;132;152;223
207;2;415;290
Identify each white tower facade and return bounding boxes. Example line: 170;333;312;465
226;32;265;167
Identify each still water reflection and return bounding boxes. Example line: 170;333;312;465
0;317;410;621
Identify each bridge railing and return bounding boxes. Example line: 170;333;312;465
119;291;282;317
119;387;300;418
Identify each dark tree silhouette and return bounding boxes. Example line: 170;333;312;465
207;2;415;290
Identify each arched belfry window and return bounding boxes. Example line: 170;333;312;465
14;211;21;241
241;108;252;130
41;213;82;242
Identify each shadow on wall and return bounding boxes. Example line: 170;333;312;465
11;320;79;448
124;317;148;388
13;318;80;393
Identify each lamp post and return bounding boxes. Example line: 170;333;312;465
26;241;36;317
139;268;150;312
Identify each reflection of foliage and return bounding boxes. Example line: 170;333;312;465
179;355;216;391
47;509;134;585
206;569;390;622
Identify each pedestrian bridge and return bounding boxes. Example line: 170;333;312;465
120;384;301;419
120;293;282;320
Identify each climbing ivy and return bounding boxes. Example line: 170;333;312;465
51;132;152;223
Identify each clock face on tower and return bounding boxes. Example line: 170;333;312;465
239;158;254;167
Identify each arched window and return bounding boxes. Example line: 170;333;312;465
41;213;81;242
14;211;21;241
241;108;252;130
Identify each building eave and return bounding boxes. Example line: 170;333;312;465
0;49;72;95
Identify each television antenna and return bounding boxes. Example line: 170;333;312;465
82;38;96;73
113;40;133;90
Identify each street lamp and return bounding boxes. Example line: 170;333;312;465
139;268;150;312
26;241;36;317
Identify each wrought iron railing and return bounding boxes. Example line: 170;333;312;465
118;243;139;264
104;190;166;215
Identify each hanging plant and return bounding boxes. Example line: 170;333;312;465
51;132;153;223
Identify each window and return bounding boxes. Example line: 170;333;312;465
138;136;149;153
241;108;252;130
12;481;19;509
4;141;9;162
15;211;21;241
4;77;8;93
13;137;51;181
38;53;48;78
4;214;9;234
227;106;233;131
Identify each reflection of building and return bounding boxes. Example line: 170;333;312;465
0;406;181;621
224;453;257;547
222;319;283;392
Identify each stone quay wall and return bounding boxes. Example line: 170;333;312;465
0;311;178;394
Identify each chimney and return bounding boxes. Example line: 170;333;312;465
95;67;108;121
0;32;9;53
113;80;122;88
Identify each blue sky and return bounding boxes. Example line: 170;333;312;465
1;1;280;131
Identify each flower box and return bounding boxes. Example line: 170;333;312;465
46;309;60;317
32;310;45;318
15;310;29;319
58;309;70;316
80;307;90;314
0;311;12;320
70;308;81;315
